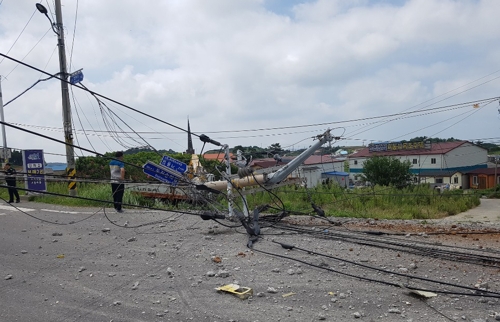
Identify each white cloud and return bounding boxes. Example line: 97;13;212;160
0;0;500;162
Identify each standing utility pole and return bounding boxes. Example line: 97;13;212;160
0;76;8;165
54;0;77;196
495;156;498;191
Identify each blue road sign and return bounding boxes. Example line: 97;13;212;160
70;70;84;85
143;161;179;186
160;155;188;174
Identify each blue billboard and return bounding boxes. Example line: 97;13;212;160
22;149;47;192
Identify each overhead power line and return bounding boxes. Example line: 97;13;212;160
0;53;197;138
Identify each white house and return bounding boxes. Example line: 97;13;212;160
292;155;345;188
348;141;487;185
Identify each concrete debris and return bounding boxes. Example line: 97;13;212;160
271;268;280;273
127;237;137;242
21;250;27;254
102;228;111;232
5;275;13;280
353;312;362;318
267;287;278;294
474;282;489;289
215;270;230;278
388;308;401;313
51;232;63;236
132;282;139;290
206;271;216;277
78;267;86;273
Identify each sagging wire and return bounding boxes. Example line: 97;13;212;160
0;183;218;229
3;74;58;107
253;240;500;298
0;121;220;216
0;53;200;139
70;87;99;155
0;8;37;66
0;195;100;225
269;222;500;267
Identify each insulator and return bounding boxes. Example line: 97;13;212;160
238;167;254;178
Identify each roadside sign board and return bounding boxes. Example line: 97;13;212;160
160;155;188;174
143;161;180;186
69;70;84;85
22;149;47;192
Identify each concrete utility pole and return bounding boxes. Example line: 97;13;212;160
0;76;8;165
495;156;498;190
54;0;77;196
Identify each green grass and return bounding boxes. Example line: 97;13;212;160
1;182;483;220
242;184;481;220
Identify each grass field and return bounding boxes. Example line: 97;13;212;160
1;181;488;220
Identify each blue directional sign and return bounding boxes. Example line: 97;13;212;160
160;155;188;174
143;161;180;186
69;70;84;85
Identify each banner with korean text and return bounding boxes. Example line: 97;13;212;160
22;149;47;192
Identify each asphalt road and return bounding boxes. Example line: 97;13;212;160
431;197;500;224
1;201;499;322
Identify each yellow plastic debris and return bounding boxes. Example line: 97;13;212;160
56;254;65;259
216;284;253;300
282;292;296;298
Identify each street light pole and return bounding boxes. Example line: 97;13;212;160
37;0;77;196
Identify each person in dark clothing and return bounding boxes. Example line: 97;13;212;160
109;152;125;212
4;163;20;203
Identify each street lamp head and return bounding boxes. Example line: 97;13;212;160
35;2;59;35
35;3;48;15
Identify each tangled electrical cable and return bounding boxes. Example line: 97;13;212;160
252;239;500;299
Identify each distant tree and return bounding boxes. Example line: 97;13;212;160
406;136;461;143
268;143;284;154
407;136;427;142
362;156;412;188
231;145;245;154
474;141;499;152
9;150;23;166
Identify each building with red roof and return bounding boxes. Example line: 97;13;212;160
348;140;487;187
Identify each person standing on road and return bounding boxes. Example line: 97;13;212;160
109;151;125;213
4;163;20;203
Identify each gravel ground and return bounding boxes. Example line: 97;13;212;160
0;200;499;322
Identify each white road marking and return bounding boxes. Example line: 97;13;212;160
41;209;97;215
0;205;35;212
0;205;95;215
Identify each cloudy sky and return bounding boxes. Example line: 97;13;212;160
1;0;500;162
